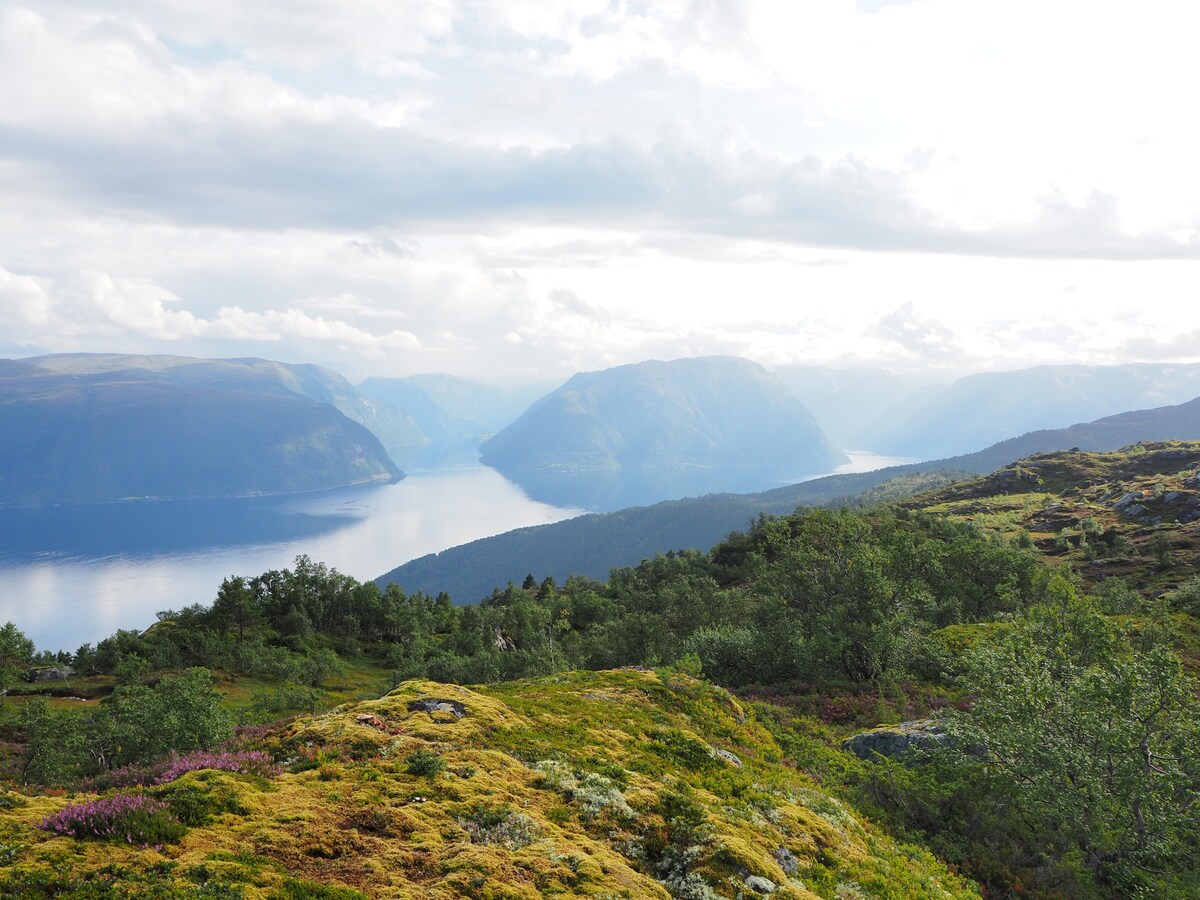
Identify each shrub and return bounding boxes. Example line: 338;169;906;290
39;794;186;846
404;748;445;777
458;804;541;850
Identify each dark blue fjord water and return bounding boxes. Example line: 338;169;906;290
0;467;580;654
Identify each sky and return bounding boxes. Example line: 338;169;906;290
1;0;1198;383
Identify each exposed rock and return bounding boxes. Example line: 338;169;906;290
710;747;743;767
773;846;799;875
1113;491;1145;509
1121;504;1148;518
26;666;73;682
408;698;467;718
842;720;953;761
744;874;776;894
494;628;517;652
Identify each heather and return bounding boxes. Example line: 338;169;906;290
95;749;278;790
38;793;185;846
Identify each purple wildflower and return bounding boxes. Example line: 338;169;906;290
38;793;185;847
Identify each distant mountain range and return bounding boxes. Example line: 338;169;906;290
0;355;402;507
480;356;845;510
769;365;943;449
379;393;1200;602
868;363;1200;459
358;374;552;467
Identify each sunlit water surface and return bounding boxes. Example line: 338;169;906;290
0;451;913;653
0;467;580;653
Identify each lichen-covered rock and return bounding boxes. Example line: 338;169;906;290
407;697;467;718
773;845;799;875
744;874;777;893
842;720;952;761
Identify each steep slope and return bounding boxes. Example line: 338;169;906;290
379;395;1200;602
480;357;845;510
0;671;981;899
29;353;428;467
358;374;550;465
0;364;402;506
873;362;1200;459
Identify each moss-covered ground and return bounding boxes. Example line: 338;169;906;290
0;669;980;899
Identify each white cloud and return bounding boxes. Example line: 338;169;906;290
2;0;1199;379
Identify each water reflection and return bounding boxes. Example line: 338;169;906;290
0;468;579;654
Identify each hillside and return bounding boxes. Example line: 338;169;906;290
480;357;845;510
29;353;428;467
378;396;1200;602
908;440;1200;596
0;363;402;507
0;670;979;899
872;363;1200;459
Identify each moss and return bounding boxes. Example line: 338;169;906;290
0;670;981;899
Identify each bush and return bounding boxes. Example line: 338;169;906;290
39;794;187;847
404;748;445;777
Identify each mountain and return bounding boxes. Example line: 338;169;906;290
29;353;428;467
379;394;1200;602
769;364;944;449
872;363;1200;459
358;374;551;466
480;357;846;510
0;359;402;507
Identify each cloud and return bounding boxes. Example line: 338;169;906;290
868;302;965;361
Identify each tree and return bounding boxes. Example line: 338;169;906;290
945;593;1200;891
0;621;35;704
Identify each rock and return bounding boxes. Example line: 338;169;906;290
744;874;776;894
842;720;953;761
408;698;467;718
1122;504;1148;518
26;666;74;683
494;628;517;652
356;713;387;729
773;846;799;875
1114;492;1144;509
1165;491;1183;503
711;747;743;767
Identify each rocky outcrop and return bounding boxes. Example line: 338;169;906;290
842;720;953;761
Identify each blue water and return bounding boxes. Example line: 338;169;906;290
0;451;912;655
0;467;580;654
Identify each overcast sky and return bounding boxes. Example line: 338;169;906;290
1;0;1198;382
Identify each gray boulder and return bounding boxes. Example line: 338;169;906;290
407;698;466;718
27;666;74;683
744;874;776;894
842;720;952;761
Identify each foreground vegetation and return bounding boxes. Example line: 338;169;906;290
3;442;1200;897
